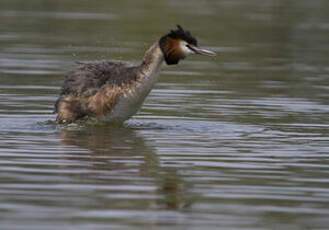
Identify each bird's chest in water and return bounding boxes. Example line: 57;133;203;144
106;77;156;122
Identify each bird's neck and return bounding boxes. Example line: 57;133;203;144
139;41;164;80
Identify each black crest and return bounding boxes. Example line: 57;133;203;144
167;25;198;46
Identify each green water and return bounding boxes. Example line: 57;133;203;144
1;0;329;229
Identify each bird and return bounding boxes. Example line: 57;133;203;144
54;25;216;124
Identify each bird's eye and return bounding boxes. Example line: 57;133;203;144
186;44;193;50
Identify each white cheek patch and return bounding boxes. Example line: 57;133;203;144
179;40;194;56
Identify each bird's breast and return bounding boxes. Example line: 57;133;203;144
104;71;159;122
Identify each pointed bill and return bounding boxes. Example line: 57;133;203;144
187;44;216;57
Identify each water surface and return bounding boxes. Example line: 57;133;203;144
1;0;329;229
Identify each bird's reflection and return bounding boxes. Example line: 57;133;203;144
59;124;193;210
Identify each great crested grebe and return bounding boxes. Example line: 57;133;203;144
55;25;216;124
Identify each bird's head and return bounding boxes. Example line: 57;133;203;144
159;25;216;65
